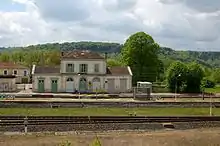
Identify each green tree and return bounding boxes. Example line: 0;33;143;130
211;69;220;83
166;61;188;92
185;62;204;93
107;59;122;67
121;32;161;84
166;61;204;93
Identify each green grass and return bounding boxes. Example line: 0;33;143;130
0;108;218;116
205;85;220;93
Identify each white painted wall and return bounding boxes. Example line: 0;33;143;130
32;74;62;92
33;74;132;93
60;59;107;74
62;75;105;92
105;75;132;93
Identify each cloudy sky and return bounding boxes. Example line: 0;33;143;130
0;0;220;51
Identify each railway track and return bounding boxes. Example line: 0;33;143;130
1;116;220;126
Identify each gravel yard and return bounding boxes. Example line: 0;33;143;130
1;128;220;146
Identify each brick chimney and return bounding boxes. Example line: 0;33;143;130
61;52;64;56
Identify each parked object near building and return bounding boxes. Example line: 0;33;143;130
0;62;30;84
133;81;152;100
0;75;16;92
137;81;152;94
32;50;133;93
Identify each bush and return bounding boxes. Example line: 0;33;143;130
202;79;215;88
152;85;169;93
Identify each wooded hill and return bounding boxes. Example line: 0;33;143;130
1;42;220;68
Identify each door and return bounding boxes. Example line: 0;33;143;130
38;79;45;93
79;78;87;92
51;80;58;93
92;77;101;92
107;79;115;93
66;78;74;93
120;78;127;93
3;83;9;92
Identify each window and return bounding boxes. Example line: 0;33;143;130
79;64;88;73
13;70;17;75
66;64;74;72
52;80;57;84
24;70;27;76
3;70;7;75
38;79;44;83
94;64;99;73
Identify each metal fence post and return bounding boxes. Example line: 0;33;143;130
133;87;136;100
24;117;28;134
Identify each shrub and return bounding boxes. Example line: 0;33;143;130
202;79;215;88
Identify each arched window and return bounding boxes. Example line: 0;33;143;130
66;77;74;82
80;77;87;82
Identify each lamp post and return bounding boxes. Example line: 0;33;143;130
175;74;181;102
78;74;81;99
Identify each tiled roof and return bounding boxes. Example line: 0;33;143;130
0;62;28;69
107;66;131;75
61;50;104;59
35;66;60;74
34;65;132;76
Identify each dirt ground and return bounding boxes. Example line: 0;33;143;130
0;128;220;146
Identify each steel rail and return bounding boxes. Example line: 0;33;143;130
0;116;220;126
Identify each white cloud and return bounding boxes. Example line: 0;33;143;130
0;0;220;51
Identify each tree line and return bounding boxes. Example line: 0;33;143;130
0;32;219;93
120;32;216;93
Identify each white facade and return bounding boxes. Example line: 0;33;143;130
60;59;107;74
32;51;133;93
33;74;132;93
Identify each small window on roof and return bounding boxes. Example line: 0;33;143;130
3;70;7;75
13;70;17;75
24;70;28;76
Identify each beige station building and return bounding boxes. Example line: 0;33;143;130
0;62;30;92
32;50;133;93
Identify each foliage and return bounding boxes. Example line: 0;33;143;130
202;78;216;88
121;32;161;83
185;62;204;93
210;69;220;84
90;136;102;146
166;61;204;93
0;41;220;69
205;85;220;93
166;61;188;92
0;39;220;86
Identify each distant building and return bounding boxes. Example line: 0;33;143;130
0;62;30;84
0;62;30;92
32;50;133;93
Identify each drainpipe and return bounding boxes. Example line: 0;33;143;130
104;52;108;60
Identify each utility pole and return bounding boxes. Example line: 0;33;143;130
175;74;181;102
209;93;212;116
40;52;44;66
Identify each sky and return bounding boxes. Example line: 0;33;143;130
0;0;220;51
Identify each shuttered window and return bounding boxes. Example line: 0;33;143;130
66;64;74;72
79;64;88;73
